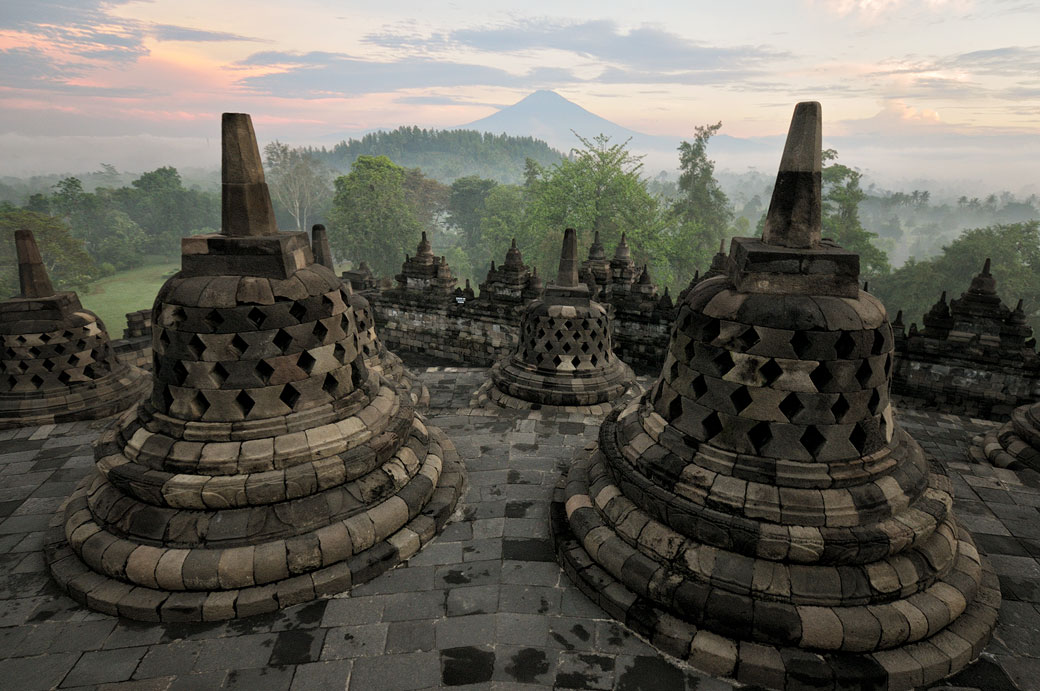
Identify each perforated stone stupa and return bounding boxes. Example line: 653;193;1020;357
312;224;427;408
475;228;637;413
0;230;148;429
551;103;999;689
43;113;464;622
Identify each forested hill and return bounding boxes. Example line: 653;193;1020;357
309;127;563;184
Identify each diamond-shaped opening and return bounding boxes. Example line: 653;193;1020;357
667;359;680;381
736;327;760;350
580;342;590;353
835;331;857;359
684;338;698;361
17;361;28;373
187;334;206;358
809;362;833;391
590;353;599;366
730;385;753;412
7;375;17;388
868;389;881;416
322;373;339;395
564;320;573;329
290;301;307;322
212;362;229;386
850;423;868;454
297;350;317;374
800;425;827;457
273;329;293;353
234;390;254;417
159;330;171;348
712;349;734;376
691;374;708;399
254;359;275;383
229;334;249;357
333;343;346;363
160;384;174;410
30;374;45;389
28;346;40;357
779;393;804;421
172;360;189;385
562;341;572;353
879;413;889;441
15;335;26;344
192;391;211;417
831;394;851;422
280;383;301;409
321;294;335;309
554;330;564;341
350;363;366;388
82;365;95;379
702;411;723;439
856;360;873;388
340;314;351;334
668;394;684;420
537;328;545;340
885;354;893;378
552;354;563;367
54;343;66;355
246;307;266;328
701;318;721;344
42;358;55;372
4;347;15;358
203;309;224;329
748;421;772;454
872;329;886;355
759;358;783;386
790;331;811;358
170;306;186;325
58;370;72;385
571;355;581;368
39;333;51;343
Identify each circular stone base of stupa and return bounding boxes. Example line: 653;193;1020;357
970;403;1040;475
0;365;149;431
42;421;465;622
550;431;1000;690
375;350;429;409
469;374;643;416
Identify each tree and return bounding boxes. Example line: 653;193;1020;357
479;184;525;269
263;142;334;231
523;133;663;274
447;176;499;269
0;209;98;297
326;156;424;277
872;221;1040;333
821;150;890;277
669;122;734;284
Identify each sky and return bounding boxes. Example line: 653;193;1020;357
1;0;1039;190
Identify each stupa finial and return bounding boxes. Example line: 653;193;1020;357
221;113;278;237
15;229;55;298
311;224;334;270
761;101;822;249
557;228;580;287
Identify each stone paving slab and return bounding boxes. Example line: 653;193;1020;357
0;367;1035;689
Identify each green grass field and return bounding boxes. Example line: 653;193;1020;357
79;261;180;334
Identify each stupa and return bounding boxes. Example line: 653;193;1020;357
44;114;464;621
475;228;637;413
395;232;457;296
552;103;998;689
0;230;148;428
479;239;536;304
312;224;428;408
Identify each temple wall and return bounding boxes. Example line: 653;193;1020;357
892;343;1040;419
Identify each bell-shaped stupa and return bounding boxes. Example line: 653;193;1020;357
0;229;148;428
44;114;464;621
311;224;427;407
552;103;998;689
476;228;637;413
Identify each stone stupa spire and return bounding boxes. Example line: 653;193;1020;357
555;227;580;287
311;223;334;271
15;228;55;298
761;101;822;249
221;113;277;238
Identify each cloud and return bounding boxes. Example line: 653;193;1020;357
150;25;266;43
237;52;566;97
370;19;784;72
813;0;972;18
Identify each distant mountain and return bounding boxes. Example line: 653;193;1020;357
458;90;776;171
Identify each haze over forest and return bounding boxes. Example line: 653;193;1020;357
2;1;1039;336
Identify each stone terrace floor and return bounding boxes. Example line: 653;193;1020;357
0;365;1038;690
